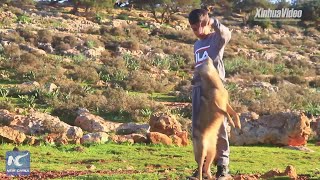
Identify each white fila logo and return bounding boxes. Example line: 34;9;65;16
195;45;210;68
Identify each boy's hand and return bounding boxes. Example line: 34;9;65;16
201;15;214;29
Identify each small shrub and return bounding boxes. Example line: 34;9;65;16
284;59;311;75
54;78;82;94
126;24;149;39
19;52;38;66
51;105;78;125
304;103;320;116
84;26;101;34
6;6;23;15
121;40;140;51
175;81;192;103
276;38;291;47
0;31;24;43
56;42;71;52
4;43;21;59
284;75;307;85
117;13;129;20
309;78;320;88
52;35;64;48
170;14;186;21
84;37;104;48
282;25;300;35
123;53;140;71
99;25;112;36
152;56;171;70
248;14;271;29
224;57;271;76
104;41;120;51
69;66;99;83
303;38;317;48
304;27;320;37
37;29;53;43
95;13;103;24
110;27;126;36
63;35;78;48
125;71;155;92
249;93;287;115
102;88;156;122
231;33;263;49
16;14;31;24
0;100;15;112
17;27;37;44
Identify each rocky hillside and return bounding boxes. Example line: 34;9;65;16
0;2;319;145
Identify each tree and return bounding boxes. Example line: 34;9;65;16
69;0;114;14
233;0;273;14
273;0;291;9
133;0;200;24
201;0;233;10
294;0;320;21
232;0;273;25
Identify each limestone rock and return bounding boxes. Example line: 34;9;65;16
230;112;311;146
149;112;182;136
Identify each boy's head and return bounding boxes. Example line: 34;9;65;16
188;9;211;39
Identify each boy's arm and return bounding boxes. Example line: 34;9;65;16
210;18;232;46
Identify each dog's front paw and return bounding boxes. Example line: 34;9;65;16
235;115;241;129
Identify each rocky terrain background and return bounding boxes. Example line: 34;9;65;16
0;1;319;149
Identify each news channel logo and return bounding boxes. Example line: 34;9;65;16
6;151;30;176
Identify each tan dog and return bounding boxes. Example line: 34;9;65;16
192;57;241;180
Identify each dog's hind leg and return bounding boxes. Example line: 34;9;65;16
227;103;241;129
203;147;216;180
193;139;207;180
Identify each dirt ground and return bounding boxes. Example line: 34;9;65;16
0;170;312;180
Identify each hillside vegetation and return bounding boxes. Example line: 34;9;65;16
0;1;319;125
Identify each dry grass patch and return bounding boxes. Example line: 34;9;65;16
282;25;301;35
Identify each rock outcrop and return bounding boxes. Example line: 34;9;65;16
230;112;311;146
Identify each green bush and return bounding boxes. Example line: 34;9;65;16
151;27;196;44
51;105;78;125
68;66;99;83
0;100;15;112
295;0;320;21
102;88;157;122
16;14;31;24
248;13;271;29
123;53;140;71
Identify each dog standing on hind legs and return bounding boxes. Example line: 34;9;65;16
191;57;241;180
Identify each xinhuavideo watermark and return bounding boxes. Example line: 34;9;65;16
254;8;302;21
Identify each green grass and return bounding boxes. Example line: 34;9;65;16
128;91;178;102
1;143;320;179
149;92;177;102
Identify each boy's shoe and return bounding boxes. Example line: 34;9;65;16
187;169;210;180
216;165;232;180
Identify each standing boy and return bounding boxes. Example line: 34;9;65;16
188;9;232;180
